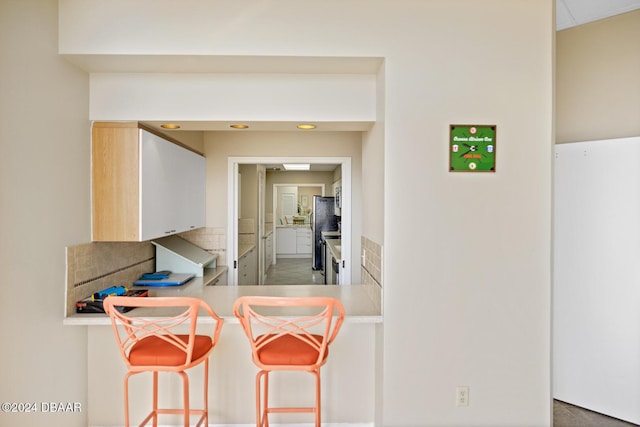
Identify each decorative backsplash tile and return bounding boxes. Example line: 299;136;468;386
361;236;382;287
66;227;227;317
361;236;383;314
238;218;255;234
65;241;154;317
179;227;227;265
238;218;256;247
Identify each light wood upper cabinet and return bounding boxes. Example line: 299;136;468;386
92;122;205;242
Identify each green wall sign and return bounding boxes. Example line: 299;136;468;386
449;125;496;172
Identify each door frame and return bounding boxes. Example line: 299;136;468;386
272;182;326;266
227;156;352;286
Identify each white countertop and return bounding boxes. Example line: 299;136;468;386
64;282;382;326
325;238;342;260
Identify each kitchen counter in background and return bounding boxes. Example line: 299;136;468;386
321;230;341;239
238;243;256;258
325;238;342;260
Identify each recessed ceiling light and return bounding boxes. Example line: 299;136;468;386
282;163;310;171
283;163;310;171
297;124;317;130
160;123;181;129
230;124;249;129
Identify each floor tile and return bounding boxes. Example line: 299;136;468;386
265;257;324;285
554;400;638;427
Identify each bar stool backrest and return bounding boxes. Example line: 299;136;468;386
103;296;223;372
233;296;345;371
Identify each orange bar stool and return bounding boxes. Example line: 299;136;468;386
233;296;345;427
103;296;223;427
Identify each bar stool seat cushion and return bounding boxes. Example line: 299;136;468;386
129;335;213;366
256;334;326;365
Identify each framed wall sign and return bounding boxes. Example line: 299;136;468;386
449;124;496;172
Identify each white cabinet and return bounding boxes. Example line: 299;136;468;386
140;130;205;240
92;122;205;242
296;228;312;254
276;227;297;254
276;227;312;257
238;246;257;285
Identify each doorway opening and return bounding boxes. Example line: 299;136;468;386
227;156;352;286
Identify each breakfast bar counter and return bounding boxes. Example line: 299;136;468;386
64;282;382;326
74;282;381;426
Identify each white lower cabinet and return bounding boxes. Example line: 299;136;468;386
296;228;312;254
238;247;257;285
276;227;312;256
276;227;297;254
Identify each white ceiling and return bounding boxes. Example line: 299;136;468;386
557;0;640;30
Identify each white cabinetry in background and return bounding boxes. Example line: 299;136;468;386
276;226;312;257
276;227;297;255
296;228;312;255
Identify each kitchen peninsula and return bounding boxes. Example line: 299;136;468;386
64;282;382;425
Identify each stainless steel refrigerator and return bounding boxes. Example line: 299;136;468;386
311;196;340;271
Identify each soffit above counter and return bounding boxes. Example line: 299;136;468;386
62;54;384;75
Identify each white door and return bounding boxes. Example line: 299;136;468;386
280;190;297;219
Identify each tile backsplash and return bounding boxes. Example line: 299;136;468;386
179;227;227;265
65;227;226;317
361;236;383;314
238;218;256;247
65;241;154;317
361;236;382;287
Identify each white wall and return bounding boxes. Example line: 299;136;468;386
89;72;376;123
0;1;90;426
554;137;640;424
58;1;554;426
361;64;385;246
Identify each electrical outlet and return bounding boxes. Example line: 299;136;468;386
456;386;469;407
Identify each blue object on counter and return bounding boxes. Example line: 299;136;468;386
133;273;195;287
138;270;171;280
92;285;128;300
